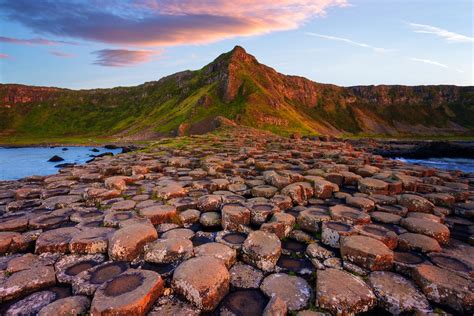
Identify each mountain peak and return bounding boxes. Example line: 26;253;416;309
227;45;257;65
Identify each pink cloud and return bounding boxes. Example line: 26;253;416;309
49;50;74;58
1;0;348;46
92;49;162;67
0;53;9;59
0;36;77;46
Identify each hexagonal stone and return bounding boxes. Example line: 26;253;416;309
400;217;450;244
221;204;251;231
0;213;29;231
194;242;237;268
368;271;430;314
161;228;195;239
178;209;201;227
108;223;157;261
229;262;264;289
200;211;221;228
346;196;375;211
313;179;338;199
35;227;80;254
91;269;164;315
398;194;434;213
39;295;90;316
321;221;355;248
412;264;473;313
281;182;314;205
249;203;278;225
104;176;128;191
71;261;129;295
261;273;311;312
144;238;193;264
110;199;136;211
0;265;56;302
340;235;394;271
297;208;331;233
172;256;230;311
55;254;105;284
370;211;401;224
354;224;398;249
398;233;441;253
251;185;278;198
0;232;28;255
316;268;376;314
139;204;177;225
4;290;57;316
197;194;222;212
329;204;370;224
242;231;282;272
358;178;388;195
69;227;115;254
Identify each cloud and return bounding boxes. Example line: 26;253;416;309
92;49;162;67
0;53;9;59
49;50;74;58
410;58;448;69
0;35;77;46
305;32;389;53
0;0;349;46
408;22;474;43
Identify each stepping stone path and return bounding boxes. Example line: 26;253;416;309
0;127;472;314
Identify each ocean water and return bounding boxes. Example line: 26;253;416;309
396;157;474;173
0;146;122;181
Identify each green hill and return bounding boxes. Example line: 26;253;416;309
1;46;473;144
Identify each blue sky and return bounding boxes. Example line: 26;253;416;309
0;0;472;89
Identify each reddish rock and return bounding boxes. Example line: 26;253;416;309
108;223;157;261
340;235;394;271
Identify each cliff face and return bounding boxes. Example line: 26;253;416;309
0;46;473;140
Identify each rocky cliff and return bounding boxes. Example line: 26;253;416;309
0;46;473;142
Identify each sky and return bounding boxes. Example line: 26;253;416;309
0;0;472;89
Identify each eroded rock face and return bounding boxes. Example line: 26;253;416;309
172;256;230;311
316;268;376;314
91;269;164;315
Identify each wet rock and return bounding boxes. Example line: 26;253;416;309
412;264;473;313
221;204;251;231
230;262;264;289
39;295;90;316
340;235;394;271
194;242;236;268
48;155;64;162
139;204;177;225
144;238;193;264
260;273;311;312
108;223;157;261
55;254;105;284
316;268;376;314
0;265;56;302
220;289;270;316
368;271;430;314
91;269;164;315
242;231;281;272
172;256;230;311
71;261;129;295
400;217;450;244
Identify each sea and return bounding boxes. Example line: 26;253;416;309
395;157;474;173
0;146;122;181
